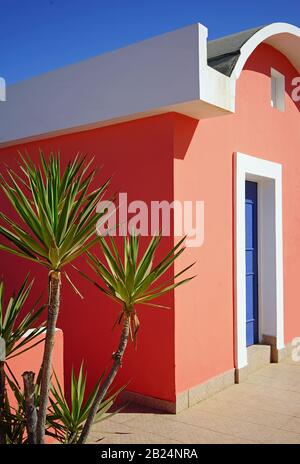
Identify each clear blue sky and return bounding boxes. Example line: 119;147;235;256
1;0;300;84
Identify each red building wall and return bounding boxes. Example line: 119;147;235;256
0;114;177;402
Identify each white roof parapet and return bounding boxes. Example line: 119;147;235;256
0;23;233;146
0;22;299;146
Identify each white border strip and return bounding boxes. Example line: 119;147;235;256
235;152;284;369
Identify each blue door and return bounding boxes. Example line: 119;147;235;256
245;181;259;346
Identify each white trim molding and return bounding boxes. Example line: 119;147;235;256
235;152;284;369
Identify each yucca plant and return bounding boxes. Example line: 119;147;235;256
77;234;195;443
47;364;123;444
0;152;110;443
0;276;45;444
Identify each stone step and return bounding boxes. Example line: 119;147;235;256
247;344;272;374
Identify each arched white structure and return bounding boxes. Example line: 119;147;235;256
200;22;300;114
232;23;300;79
231;23;300;80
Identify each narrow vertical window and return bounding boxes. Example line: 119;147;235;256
271;68;285;112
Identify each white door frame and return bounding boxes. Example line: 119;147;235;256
235;152;284;369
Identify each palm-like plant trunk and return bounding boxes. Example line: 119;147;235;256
36;271;61;444
78;314;130;444
22;371;37;444
0;360;5;444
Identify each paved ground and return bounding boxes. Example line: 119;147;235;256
88;357;300;444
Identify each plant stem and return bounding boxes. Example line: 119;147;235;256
0;360;5;444
78;314;130;444
36;270;61;444
22;371;37;444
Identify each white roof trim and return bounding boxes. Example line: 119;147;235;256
0;22;299;146
0;23;233;146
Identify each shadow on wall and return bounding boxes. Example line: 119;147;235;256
173;114;199;160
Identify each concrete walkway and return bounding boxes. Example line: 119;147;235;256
88;357;300;444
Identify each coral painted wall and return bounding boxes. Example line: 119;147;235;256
7;330;64;403
174;43;300;394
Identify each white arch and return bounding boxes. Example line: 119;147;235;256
232;23;300;79
200;22;300;114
